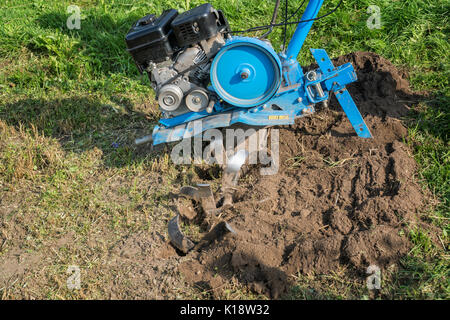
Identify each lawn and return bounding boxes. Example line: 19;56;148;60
0;0;448;299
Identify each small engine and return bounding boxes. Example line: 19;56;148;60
125;3;230;117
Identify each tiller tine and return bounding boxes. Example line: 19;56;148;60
179;184;217;215
168;147;250;253
169;184;216;253
168;213;236;254
168;215;195;254
222;149;249;208
196;184;217;214
168;183;236;253
179;185;201;200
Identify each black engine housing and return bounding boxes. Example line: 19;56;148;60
125;3;229;73
171;3;229;48
125;9;178;71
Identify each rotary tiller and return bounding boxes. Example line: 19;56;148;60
125;0;372;252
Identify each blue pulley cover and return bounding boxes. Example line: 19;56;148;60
210;37;282;108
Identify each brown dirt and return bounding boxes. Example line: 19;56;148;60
178;52;434;298
0;51;436;300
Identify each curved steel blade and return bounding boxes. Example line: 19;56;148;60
168;215;195;253
179;186;200;201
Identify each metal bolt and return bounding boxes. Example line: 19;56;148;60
206;100;215;113
306;71;317;81
240;72;249;80
193;97;201;104
297;97;303;103
302;108;313;115
163;96;175;106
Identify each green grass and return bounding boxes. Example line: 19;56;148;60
0;0;448;299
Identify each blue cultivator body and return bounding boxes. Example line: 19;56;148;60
152;45;371;145
134;0;372;146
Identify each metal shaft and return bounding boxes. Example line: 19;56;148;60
285;0;325;60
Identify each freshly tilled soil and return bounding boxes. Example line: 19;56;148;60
179;52;434;298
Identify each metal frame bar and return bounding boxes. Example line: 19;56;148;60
285;0;325;61
147;1;373;145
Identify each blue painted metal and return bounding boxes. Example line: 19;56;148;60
285;0;325;61
335;88;372;138
149;0;372;145
210;37;282;108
